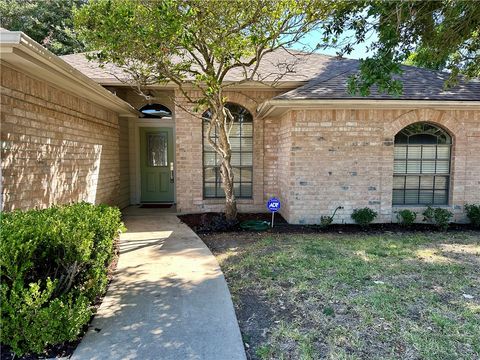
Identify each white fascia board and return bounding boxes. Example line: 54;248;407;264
0;31;139;118
257;99;480;118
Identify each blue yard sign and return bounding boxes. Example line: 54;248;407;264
267;197;281;228
267;197;281;212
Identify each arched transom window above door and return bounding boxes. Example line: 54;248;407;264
139;103;172;118
393;122;452;206
202;103;253;199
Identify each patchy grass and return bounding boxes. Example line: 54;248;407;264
202;231;480;360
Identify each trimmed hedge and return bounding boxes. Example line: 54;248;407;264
465;204;480;228
0;202;125;355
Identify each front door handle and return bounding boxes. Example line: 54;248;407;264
170;162;174;183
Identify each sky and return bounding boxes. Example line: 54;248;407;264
291;28;378;59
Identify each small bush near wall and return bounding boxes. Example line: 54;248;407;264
0;202;125;356
465;204;480;228
351;208;378;227
422;206;453;231
396;209;417;226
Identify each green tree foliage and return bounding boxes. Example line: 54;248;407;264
0;0;86;55
320;0;480;95
74;0;327;219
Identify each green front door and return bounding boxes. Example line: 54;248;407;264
140;127;174;203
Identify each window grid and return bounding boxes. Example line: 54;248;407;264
393;123;451;206
202;104;253;199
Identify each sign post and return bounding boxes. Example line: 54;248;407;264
267;197;281;228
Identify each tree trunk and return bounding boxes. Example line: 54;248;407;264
208;99;238;220
220;159;237;220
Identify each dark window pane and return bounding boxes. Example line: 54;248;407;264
437;134;451;144
394;133;408;144
434;190;448;205
204;184;216;197
419;190;434;204
393;190;404;205
405;190;419;204
240;183;252;197
147;133;168;167
409;134;437;144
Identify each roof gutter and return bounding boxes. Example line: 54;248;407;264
0;31;139;118
257;98;480;118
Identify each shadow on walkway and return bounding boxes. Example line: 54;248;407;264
72;211;246;360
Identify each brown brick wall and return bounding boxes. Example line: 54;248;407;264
118;117;130;209
274;107;480;224
1;63;126;211
172;89;479;223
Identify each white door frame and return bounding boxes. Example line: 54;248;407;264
129;116;176;204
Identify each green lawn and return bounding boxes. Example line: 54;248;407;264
203;231;480;360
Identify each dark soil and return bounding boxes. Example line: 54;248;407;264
179;211;475;234
179;212;287;233
0;237;121;360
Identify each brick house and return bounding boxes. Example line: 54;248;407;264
2;31;480;224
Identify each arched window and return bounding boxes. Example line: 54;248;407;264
202;103;253;198
139;103;172;118
393;122;452;205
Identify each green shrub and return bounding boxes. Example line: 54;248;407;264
0;202;124;355
422;206;453;231
465;204;480;228
351;207;378;227
396;209;417;226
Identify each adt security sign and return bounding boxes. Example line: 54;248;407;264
267;197;281;228
267;197;281;212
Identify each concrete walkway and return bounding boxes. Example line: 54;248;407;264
72;209;246;360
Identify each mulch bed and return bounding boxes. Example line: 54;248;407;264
0;237;121;360
178;212;475;234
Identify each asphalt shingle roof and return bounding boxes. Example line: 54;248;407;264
60;49;480;101
276;61;480;101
